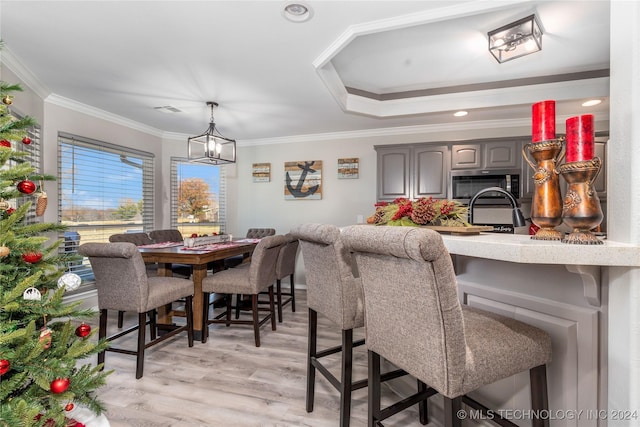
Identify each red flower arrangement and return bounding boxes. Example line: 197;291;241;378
367;197;470;227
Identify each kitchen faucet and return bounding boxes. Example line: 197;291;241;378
468;186;526;227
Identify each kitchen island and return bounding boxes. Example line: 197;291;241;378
429;233;640;426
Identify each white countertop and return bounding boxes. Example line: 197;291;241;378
441;233;640;267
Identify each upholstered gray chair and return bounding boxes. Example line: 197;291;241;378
290;223;368;427
201;234;288;347
224;227;276;269
149;229;184;243
274;234;299;323
108;232;153;246
342;225;552;427
109;232;158;327
148;229;192;278
78;242;194;379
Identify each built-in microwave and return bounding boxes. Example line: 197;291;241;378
449;169;521;205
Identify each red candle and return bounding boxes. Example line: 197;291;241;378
565;115;594;162
532;100;556;143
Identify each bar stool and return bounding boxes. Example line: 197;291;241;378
342;225;552;427
292;224;410;427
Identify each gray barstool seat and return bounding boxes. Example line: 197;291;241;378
79;242;194;379
224;227;276;269
342;225;552;427
201;234;288;347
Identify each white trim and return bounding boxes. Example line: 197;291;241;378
0;46;50;100
45;94;164;138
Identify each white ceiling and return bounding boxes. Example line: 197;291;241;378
0;0;610;143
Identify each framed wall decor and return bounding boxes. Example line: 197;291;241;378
338;157;359;179
252;162;271;182
284;160;322;200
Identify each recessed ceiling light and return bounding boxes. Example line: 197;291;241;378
454;111;468;117
582;99;602;107
282;2;313;23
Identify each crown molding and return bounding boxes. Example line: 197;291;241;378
0;46;50;100
45;94;164;138
239;118;530;147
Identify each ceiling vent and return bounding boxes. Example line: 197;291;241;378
153;105;183;113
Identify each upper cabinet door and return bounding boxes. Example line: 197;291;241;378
414;145;449;199
451;144;481;169
593;140;607;198
376;147;411;201
483;142;519;169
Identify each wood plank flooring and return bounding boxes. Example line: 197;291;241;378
86;289;439;427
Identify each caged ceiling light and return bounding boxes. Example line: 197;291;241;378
187;101;236;165
488;14;542;63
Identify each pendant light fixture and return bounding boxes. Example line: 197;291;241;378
187;101;236;165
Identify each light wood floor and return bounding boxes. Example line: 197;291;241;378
87;289;436;427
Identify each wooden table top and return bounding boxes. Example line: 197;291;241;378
139;241;257;266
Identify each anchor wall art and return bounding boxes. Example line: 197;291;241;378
284;160;322;200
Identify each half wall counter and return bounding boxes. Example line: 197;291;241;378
436;233;640;426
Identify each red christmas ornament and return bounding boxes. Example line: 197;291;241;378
0;139;11;148
65;402;75;412
6;207;15;215
75;323;91;338
17;179;37;194
22;136;32;145
0;359;10;375
50;378;70;394
22;252;43;263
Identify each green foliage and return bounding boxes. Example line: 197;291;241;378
111;198;139;220
1;72;111;426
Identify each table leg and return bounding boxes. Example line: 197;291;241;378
191;264;207;340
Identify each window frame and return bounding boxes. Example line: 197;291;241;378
57;132;155;292
170;157;226;237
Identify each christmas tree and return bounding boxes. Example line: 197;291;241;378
1;49;111;426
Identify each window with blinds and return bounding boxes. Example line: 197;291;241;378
58;133;154;287
170;157;226;237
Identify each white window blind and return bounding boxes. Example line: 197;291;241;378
57;133;154;286
170;157;226;236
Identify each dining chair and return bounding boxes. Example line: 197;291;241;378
341;225;552;427
274;234;299;323
148;229;192;278
108;232;153;246
78;242;194;379
109;232;159;327
224;227;276;269
201;234;288;347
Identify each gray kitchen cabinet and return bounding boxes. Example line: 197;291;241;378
375;144;448;201
376;146;411;200
413;145;449;199
452;141;519;170
483;141;519;168
451;144;481;169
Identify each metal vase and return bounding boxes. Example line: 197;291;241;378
523;139;565;240
558;158;604;245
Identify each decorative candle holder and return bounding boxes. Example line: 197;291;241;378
557;157;604;245
523;139;564;240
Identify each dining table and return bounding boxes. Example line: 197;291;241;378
138;239;258;340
